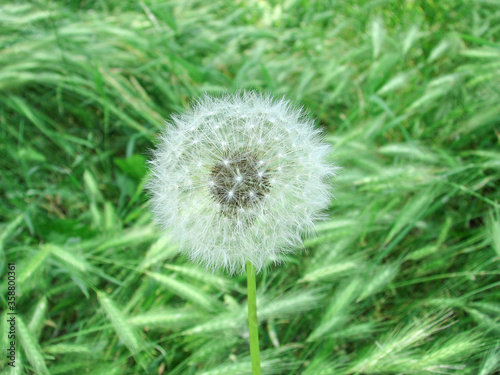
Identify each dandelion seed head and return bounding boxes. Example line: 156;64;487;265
147;91;337;274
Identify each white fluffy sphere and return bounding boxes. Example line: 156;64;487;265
147;92;336;274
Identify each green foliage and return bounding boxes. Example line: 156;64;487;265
1;0;499;374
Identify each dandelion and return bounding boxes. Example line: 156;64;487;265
147;91;336;374
147;91;335;274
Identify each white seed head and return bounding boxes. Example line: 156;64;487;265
147;91;337;275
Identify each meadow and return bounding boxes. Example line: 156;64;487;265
1;0;499;374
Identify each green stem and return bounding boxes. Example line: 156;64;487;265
246;261;261;375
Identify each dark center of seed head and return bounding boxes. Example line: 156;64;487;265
209;152;270;214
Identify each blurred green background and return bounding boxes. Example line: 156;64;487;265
1;0;499;374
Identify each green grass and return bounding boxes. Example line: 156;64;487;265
1;0;499;374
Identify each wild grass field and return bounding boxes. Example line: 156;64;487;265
1;0;499;374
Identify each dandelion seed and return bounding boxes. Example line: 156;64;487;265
147;91;336;275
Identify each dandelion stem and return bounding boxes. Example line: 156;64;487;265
246;261;261;375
